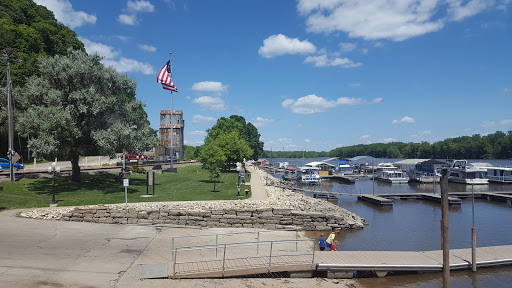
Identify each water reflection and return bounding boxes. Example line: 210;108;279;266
269;158;512;287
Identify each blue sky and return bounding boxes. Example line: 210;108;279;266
34;0;512;151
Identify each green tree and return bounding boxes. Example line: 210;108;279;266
198;142;226;192
205;115;263;160
16;50;157;182
214;131;253;168
0;0;86;157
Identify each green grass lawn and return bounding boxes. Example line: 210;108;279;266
0;165;251;211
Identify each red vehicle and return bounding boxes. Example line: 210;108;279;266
121;152;148;162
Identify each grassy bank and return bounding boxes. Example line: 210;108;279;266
0;165;251;211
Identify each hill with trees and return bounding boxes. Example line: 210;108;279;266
261;131;512;160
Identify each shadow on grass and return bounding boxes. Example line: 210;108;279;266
30;173;147;196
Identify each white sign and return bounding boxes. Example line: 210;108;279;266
123;179;129;187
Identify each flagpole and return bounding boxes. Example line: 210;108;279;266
169;52;174;171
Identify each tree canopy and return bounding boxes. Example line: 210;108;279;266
205;115;263;160
263;131;512;160
17;50;158;182
0;0;84;87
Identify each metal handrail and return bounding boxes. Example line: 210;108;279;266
172;229;299;258
172;238;315;278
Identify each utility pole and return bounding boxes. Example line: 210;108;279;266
1;49;21;182
440;167;450;287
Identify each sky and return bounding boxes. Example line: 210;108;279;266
34;0;512;152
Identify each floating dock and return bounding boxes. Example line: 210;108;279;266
358;193;463;206
169;245;512;279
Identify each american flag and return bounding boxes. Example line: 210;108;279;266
156;60;178;92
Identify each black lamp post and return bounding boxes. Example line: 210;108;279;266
47;162;60;205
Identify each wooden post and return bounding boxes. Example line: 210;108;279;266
441;168;450;287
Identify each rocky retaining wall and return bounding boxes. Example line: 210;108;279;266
19;168;365;231
21;205;362;230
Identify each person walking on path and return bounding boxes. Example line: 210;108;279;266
318;233;326;251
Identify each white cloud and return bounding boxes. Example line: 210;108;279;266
191;81;228;93
410;130;432;139
305;139;312;143
304;54;362;68
252;117;274;128
192;115;216;123
259;34;316;58
383;138;395;142
34;0;96;28
360;135;370;139
127;0;155;12
118;0;154;25
102;57;154;74
392;116;415;124
79;38;119;59
189;130;207;136
139;44;157;52
279;138;293;144
192;96;226;110
80;38;153;75
481;119;512;128
118;14;137;25
339;42;357;52
480;120;496;128
500;119;512;126
349;83;361;87
448;0;492;21
282;94;381;114
296;0;497;42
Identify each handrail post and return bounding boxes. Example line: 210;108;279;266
312;240;316;269
222;244;227;277
295;230;298;251
257;231;260;254
268;241;273;273
216;234;219;258
173;248;178;279
171;237;175;261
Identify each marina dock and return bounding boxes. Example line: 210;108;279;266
168;245;512;279
356;192;512;207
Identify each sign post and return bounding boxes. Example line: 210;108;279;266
123;179;129;207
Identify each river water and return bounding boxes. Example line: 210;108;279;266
268;158;512;288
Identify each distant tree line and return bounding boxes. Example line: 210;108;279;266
261;131;512;160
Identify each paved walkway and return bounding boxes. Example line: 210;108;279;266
245;164;268;201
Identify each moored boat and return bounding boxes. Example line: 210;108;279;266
486;166;512;183
375;163;409;184
447;160;488;185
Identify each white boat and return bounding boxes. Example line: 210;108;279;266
486;166;512;183
447;160;488;185
406;159;445;183
337;159;353;175
298;166;321;183
375;163;409;184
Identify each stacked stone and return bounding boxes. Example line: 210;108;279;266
18;169;365;230
20;205;363;231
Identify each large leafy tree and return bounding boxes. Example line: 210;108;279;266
16;50;157;182
0;0;85;157
205;115;263;160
